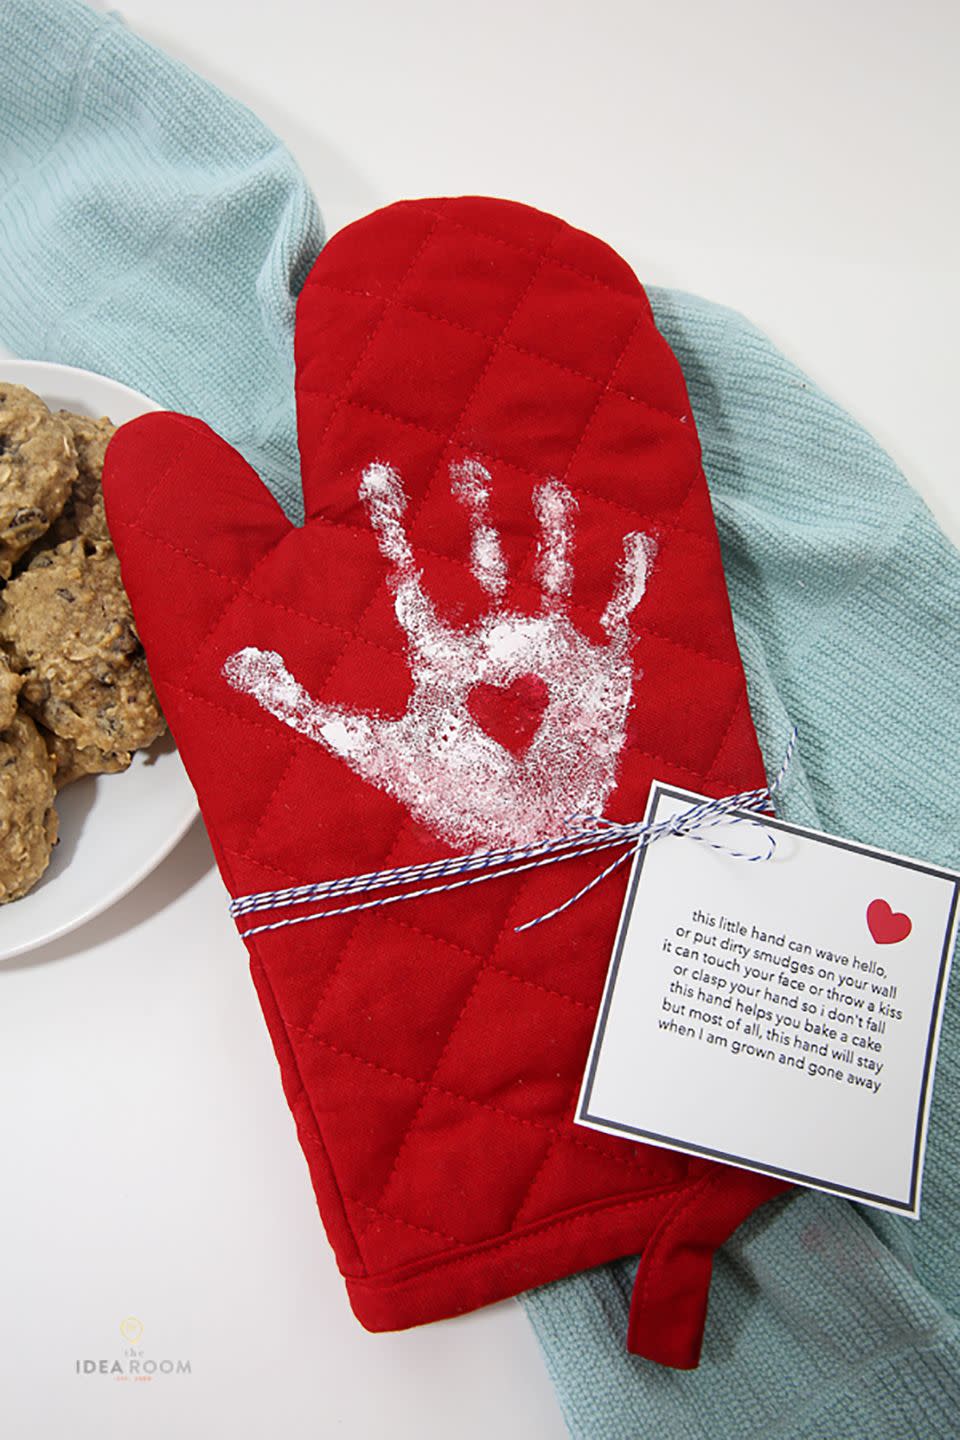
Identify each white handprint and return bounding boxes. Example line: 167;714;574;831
223;459;656;849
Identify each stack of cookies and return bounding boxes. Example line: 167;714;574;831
0;383;165;902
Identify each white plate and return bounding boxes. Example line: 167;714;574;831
0;360;198;960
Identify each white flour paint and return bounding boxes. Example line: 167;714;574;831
533;479;576;604
449;458;507;597
224;459;657;849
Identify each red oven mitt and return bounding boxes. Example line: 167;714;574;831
103;196;788;1367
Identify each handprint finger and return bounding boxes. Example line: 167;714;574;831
223;646;374;758
359;461;416;571
533;479;576;610
600;531;658;634
359;460;446;653
449;458;506;598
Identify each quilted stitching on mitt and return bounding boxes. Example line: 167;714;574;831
102;196;786;1368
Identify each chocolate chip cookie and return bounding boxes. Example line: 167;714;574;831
0;384;77;578
41;726;131;789
0;537;165;755
0;652;22;729
51;411;115;545
0;710;58;902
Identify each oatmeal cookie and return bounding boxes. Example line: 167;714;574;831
0;383;77;577
0;537;165;754
41;726;131;789
51;411;115;545
0;710;58;902
0;651;21;729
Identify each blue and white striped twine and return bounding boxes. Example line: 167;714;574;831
229;728;798;940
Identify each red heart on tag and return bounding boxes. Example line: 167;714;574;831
866;898;912;945
467;675;549;756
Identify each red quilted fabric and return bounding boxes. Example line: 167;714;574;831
103;197;788;1368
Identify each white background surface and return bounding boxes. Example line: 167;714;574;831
1;2;958;1437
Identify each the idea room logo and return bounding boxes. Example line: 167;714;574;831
75;1318;191;1382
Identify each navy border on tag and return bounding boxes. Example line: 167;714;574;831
577;784;960;1215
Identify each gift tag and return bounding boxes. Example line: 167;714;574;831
576;784;960;1216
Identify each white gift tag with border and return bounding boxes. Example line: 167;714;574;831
576;783;960;1216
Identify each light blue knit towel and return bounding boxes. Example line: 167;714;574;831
1;4;958;1436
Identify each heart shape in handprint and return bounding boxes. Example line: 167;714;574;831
467;674;548;757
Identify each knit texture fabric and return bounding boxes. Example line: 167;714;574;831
1;2;958;1434
0;0;322;521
